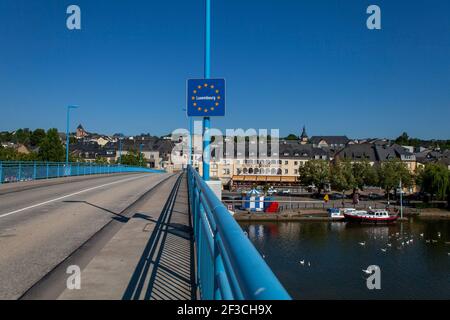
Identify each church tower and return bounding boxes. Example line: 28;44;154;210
300;125;308;144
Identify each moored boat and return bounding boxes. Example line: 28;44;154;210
344;208;398;224
327;208;345;220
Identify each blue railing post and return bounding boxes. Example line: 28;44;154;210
18;162;22;181
0;161;3;184
33;161;37;180
46;163;49;179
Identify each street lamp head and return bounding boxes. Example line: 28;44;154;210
68;105;79;109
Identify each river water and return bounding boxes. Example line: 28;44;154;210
240;218;450;299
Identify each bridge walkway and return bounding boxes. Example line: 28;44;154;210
58;172;196;300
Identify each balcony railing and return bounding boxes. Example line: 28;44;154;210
187;165;291;300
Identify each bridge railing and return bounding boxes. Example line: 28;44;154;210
0;161;164;184
187;165;291;300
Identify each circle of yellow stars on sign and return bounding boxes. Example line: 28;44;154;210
191;83;221;113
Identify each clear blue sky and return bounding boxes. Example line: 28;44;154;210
0;0;449;139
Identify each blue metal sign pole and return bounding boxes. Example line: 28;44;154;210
203;0;211;181
189;117;193;166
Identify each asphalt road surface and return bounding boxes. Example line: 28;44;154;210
0;172;172;300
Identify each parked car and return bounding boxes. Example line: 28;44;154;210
367;193;385;200
329;193;346;200
405;192;431;202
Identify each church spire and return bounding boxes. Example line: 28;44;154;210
300;125;308;138
300;125;308;144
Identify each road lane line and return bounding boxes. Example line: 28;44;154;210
0;174;153;219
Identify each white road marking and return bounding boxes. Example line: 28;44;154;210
0;174;152;219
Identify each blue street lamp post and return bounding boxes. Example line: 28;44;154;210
66;105;79;167
139;143;144;166
202;0;211;181
183;107;193;167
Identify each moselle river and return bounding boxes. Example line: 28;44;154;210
240;218;450;299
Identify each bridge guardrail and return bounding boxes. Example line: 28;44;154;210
187;165;291;300
0;161;164;184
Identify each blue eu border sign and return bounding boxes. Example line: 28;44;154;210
187;79;225;117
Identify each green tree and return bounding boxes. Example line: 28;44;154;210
38;128;65;162
94;157;109;165
0;146;19;160
395;132;409;145
14;128;31;145
30;129;46;147
0;146;38;161
117;150;146;167
284;134;298;140
377;159;413;200
352;160;378;190
298;160;330;194
415;165;425;188
69;154;85;163
0;131;13;143
420;163;449;201
330;159;355;195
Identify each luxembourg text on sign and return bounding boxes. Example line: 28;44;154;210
187;79;225;117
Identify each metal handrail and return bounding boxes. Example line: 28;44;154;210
0;161;164;184
187;165;291;300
